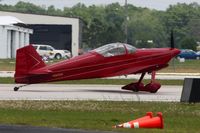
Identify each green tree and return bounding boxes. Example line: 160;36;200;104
180;37;197;50
128;9;167;48
47;5;57;16
1;1;200;50
15;1;46;14
103;3;126;43
187;19;200;42
165;2;200;48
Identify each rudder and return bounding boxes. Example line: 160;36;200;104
14;45;46;83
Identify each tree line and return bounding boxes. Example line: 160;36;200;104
0;1;200;50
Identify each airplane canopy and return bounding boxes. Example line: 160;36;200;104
94;43;136;57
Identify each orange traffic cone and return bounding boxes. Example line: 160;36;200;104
129;112;153;123
129;112;164;129
113;112;153;128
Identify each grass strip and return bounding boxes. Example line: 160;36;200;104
0;77;183;85
0;77;15;84
0;101;199;133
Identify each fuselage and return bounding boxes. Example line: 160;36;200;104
26;47;180;84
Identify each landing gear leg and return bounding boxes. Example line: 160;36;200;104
122;73;146;92
14;84;29;91
144;71;161;93
138;73;146;84
122;71;161;93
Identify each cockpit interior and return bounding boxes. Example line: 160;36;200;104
94;43;136;57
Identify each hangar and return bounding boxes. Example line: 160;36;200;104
0;11;81;58
0;16;33;58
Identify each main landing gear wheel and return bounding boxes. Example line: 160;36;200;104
145;82;161;93
122;82;144;92
132;83;144;92
132;88;139;92
121;72;161;93
122;73;146;92
150;90;158;93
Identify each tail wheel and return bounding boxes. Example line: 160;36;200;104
14;87;19;91
55;53;62;59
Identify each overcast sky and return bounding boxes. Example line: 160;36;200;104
1;0;200;10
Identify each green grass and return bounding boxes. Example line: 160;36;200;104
0;77;183;85
54;79;184;85
0;77;15;84
160;59;200;73
0;59;15;71
0;101;199;133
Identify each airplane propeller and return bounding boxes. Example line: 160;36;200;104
170;29;177;71
170;29;174;49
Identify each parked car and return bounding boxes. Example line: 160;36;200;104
177;49;200;59
197;51;200;56
32;44;71;59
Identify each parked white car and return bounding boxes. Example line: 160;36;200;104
32;44;71;59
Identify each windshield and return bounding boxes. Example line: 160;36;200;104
124;44;137;54
94;43;136;57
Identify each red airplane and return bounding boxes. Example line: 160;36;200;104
14;34;180;93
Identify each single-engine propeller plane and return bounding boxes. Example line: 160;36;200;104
14;32;180;93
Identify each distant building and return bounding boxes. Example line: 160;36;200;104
0;11;82;58
0;16;33;58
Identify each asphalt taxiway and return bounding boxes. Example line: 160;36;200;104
0;124;117;133
0;84;182;132
0;84;182;101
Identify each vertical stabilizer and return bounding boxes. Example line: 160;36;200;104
15;45;46;83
